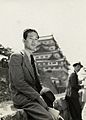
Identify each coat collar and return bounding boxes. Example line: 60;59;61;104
74;71;78;78
21;50;35;79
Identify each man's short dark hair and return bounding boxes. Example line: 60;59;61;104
23;29;39;40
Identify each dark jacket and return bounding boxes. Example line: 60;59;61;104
9;51;42;106
69;71;81;98
65;71;82;120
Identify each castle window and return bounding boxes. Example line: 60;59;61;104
48;62;52;65
49;40;53;44
43;63;45;65
45;62;48;65
43;41;48;44
61;61;64;65
36;56;39;59
45;55;48;58
52;62;56;64
49;46;55;50
51;67;54;69
45;67;48;69
38;63;40;65
50;48;54;50
55;53;60;58
41;56;43;58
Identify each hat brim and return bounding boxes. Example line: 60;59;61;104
80;65;83;68
73;62;83;68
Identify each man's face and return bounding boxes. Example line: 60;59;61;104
75;65;81;72
24;32;39;51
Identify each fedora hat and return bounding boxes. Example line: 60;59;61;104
73;62;83;68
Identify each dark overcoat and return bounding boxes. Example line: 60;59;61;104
65;71;82;120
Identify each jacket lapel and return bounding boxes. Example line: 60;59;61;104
21;51;35;79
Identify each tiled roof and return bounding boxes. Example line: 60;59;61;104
48;54;57;60
37;43;56;48
33;46;50;53
39;35;53;41
36;43;49;48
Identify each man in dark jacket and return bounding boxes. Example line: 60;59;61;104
9;29;53;120
65;62;84;120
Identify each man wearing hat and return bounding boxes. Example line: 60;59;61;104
65;62;84;120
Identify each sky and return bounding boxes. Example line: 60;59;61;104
0;0;86;67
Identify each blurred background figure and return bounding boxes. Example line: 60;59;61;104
65;62;84;120
81;67;86;120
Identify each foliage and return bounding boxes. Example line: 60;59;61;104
0;44;13;58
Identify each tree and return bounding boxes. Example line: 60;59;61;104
0;44;13;67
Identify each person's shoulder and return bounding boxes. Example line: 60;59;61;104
70;72;76;78
71;72;75;75
10;51;22;58
9;51;23;63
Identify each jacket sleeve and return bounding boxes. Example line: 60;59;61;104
69;73;81;91
9;53;40;100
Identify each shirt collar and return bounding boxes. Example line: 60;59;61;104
23;49;33;61
23;49;36;61
74;70;78;75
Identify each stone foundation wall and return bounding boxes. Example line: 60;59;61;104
0;101;28;120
